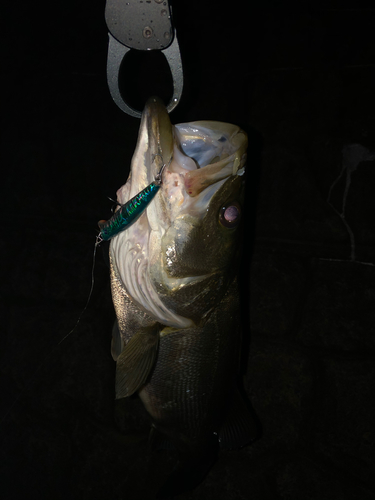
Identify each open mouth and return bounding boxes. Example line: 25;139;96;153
171;121;247;197
130;97;247;195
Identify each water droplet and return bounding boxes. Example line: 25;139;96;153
143;26;153;38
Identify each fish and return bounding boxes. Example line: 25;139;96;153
108;97;257;496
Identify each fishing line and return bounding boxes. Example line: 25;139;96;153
1;234;102;424
57;235;102;346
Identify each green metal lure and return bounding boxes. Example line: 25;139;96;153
98;181;160;241
97;157;168;242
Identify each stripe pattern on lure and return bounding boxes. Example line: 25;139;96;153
98;158;167;241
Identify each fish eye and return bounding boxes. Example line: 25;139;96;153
219;202;241;228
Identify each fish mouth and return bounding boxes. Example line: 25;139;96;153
115;97;247;210
173;120;247;198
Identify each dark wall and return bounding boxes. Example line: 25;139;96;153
1;2;374;499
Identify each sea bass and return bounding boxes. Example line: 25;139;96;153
108;97;255;495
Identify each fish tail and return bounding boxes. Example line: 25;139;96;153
156;437;219;499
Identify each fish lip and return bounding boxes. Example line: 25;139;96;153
114;97;174;209
142;96;174;185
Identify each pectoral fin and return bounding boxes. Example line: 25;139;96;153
115;326;159;399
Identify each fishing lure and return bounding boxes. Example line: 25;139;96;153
97;156;169;242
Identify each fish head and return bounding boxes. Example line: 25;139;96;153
111;97;247;327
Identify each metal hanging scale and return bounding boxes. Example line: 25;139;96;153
105;0;183;118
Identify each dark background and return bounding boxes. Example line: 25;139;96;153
1;1;375;499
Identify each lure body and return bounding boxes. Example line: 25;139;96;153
98;181;160;241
